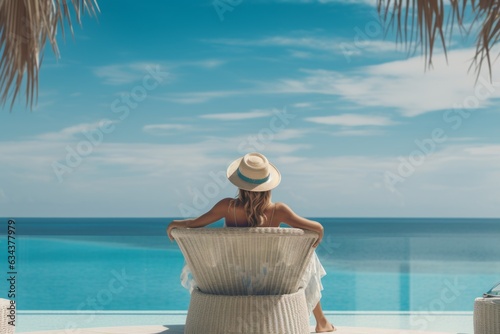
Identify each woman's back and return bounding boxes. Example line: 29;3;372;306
224;198;279;227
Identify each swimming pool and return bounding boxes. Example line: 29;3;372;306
1;217;498;332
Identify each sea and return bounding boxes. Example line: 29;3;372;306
1;217;499;312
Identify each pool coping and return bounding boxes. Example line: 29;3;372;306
13;310;474;333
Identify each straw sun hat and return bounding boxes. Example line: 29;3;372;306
227;152;281;192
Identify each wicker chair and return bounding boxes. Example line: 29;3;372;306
171;227;318;334
0;298;15;334
474;297;500;334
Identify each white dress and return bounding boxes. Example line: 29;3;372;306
180;222;327;315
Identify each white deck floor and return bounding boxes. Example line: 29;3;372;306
18;324;457;334
14;311;474;333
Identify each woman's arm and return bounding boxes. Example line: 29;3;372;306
276;202;324;248
167;198;230;241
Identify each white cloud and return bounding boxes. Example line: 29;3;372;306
93;62;169;85
166;59;227;69
446;137;481;143
93;59;224;85
162;90;243;104
271;0;376;5
208;35;398;57
338;40;403;59
1;132;500;217
0;188;7;202
305;113;396;126
143;124;192;135
464;145;500;155
0;131;311;216
267;48;500;117
256;36;339;52
186;59;226;69
332;129;385;136
288;50;314;59
111;49;500;117
270;143;500;216
200;110;271;120
292;102;314;108
36;121;117;141
272;129;310;140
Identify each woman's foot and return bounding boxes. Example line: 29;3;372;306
315;319;336;332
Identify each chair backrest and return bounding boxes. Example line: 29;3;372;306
171;227;318;295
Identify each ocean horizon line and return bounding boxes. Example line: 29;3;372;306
3;216;500;219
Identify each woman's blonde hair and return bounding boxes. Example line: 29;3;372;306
230;189;271;227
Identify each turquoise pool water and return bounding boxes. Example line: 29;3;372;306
1;217;499;313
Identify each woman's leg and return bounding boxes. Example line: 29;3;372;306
313;301;336;332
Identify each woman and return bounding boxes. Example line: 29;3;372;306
167;152;336;333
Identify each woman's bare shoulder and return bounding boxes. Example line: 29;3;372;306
274;202;293;213
217;197;234;207
274;202;317;227
273;202;297;221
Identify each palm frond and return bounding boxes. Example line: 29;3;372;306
377;0;500;79
0;0;98;110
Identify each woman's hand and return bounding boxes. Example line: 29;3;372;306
312;227;324;248
167;220;186;242
166;199;227;241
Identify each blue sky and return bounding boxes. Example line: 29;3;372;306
1;0;500;217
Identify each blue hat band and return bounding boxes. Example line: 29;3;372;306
237;168;270;184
